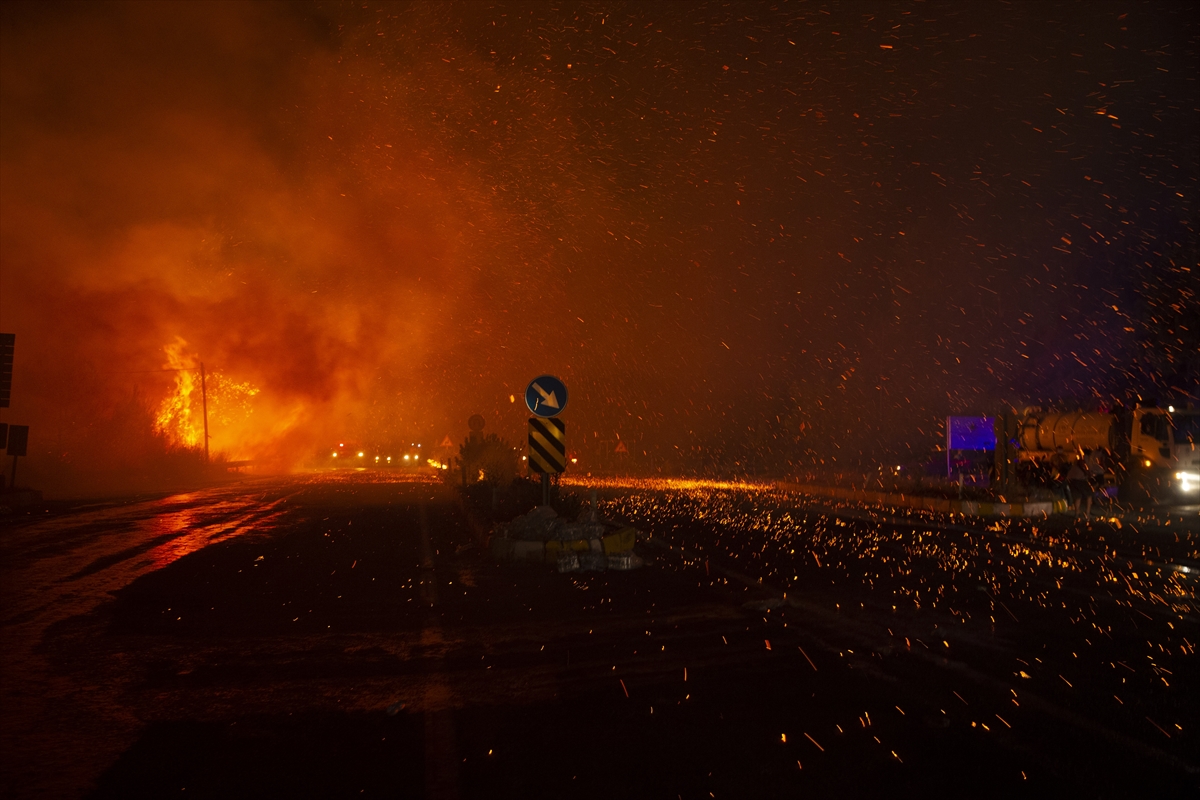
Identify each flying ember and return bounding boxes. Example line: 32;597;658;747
0;4;1195;798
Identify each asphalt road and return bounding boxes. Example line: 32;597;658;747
1;473;1196;798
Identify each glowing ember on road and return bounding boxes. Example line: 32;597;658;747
563;476;769;494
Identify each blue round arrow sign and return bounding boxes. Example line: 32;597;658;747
525;375;568;417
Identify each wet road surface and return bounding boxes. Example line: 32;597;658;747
1;473;1196;798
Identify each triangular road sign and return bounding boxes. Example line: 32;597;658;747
440;435;454;448
614;440;628;454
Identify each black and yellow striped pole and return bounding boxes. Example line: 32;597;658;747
528;417;566;506
524;375;569;507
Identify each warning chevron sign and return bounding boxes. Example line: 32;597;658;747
528;416;566;474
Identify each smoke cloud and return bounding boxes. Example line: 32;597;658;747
2;2;1195;493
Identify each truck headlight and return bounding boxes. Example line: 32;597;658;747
1176;472;1200;492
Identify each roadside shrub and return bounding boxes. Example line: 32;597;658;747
457;433;519;486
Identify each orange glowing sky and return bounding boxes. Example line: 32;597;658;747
1;2;1195;492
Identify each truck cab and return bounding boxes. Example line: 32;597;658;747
1129;406;1200;496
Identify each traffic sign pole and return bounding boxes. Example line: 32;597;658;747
528;417;566;472
528;416;566;506
524;375;568;506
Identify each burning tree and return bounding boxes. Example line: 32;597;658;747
154;337;259;457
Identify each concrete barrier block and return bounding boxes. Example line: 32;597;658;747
490;537;514;561
602;527;637;554
512;540;545;563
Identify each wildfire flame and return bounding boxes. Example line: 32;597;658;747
155;338;202;449
154;337;259;455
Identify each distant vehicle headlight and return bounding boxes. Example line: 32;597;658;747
1175;472;1199;492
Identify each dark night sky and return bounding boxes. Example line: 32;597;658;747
1;1;1196;486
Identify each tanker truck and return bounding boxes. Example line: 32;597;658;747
996;404;1200;499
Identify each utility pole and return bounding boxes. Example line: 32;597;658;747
200;362;209;463
116;363;214;462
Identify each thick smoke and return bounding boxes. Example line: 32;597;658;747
1;2;1195;493
1;3;584;491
